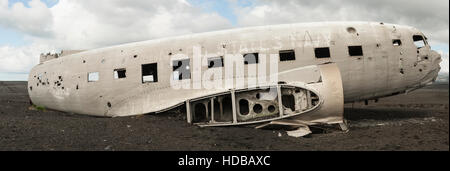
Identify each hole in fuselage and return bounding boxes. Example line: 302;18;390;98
282;95;296;111
216;96;233;122
347;27;357;34
413;35;426;48
253;104;263;114
239;99;250;115
393;39;402;46
311;93;320;106
256;93;261;99
207;100;220;122
193;103;208;123
268;105;276;113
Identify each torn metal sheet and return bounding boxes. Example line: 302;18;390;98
286;127;312;138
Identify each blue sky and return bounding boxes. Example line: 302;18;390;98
8;0;58;7
188;0;255;26
188;0;239;26
0;0;448;81
0;27;26;46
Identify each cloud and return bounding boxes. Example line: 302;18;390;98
0;43;53;73
38;0;232;50
26;0;232;50
439;51;449;73
0;0;53;37
0;0;232;79
233;0;449;45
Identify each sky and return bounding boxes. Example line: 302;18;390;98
0;0;448;81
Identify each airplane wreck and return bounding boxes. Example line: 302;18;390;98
28;22;442;133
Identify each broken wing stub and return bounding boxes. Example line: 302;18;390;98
187;63;346;130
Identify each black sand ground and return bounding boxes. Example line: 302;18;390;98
0;81;448;151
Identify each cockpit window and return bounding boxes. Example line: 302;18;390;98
413;35;426;48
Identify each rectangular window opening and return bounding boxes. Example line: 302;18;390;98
393;39;402;46
348;46;364;56
142;63;158;83
207;57;224;68
173;59;191;80
413;35;426;48
243;53;259;64
114;68;127;79
88;72;99;82
279;50;296;61
314;47;331;58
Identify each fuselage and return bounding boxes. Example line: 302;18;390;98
28;22;442;117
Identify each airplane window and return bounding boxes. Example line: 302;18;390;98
173;59;191;80
114;68;126;79
208;57;224;68
348;46;364;56
243;53;259;64
88;72;99;82
413;35;426;48
393;39;402;46
315;47;331;58
279;50;296;61
142;63;158;83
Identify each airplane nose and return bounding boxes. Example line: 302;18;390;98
431;50;442;71
424;50;442;83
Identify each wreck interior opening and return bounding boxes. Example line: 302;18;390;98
413;35;426;48
268;105;276;113
279;50;296;61
253;104;263;114
239;99;250;115
282;94;296;112
216;95;233;122
243;53;259;65
207;57;224;68
193;103;209;123
311;93;320;106
173;59;191;80
315;47;331;58
190;95;235;123
207;100;221;122
393;39;402;46
114;68;127;79
348;46;364;56
142;63;158;83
